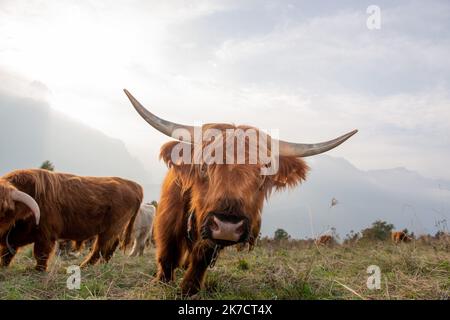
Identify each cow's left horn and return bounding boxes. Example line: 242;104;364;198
11;190;40;225
124;89;198;142
278;129;358;157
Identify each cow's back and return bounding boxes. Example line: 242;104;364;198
5;169;143;239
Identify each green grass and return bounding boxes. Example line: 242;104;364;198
0;240;448;300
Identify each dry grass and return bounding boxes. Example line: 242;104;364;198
0;240;448;300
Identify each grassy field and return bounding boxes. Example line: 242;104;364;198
0;240;448;300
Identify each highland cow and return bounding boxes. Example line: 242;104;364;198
315;235;333;246
128;203;155;257
391;231;411;244
0;169;143;270
124;89;357;295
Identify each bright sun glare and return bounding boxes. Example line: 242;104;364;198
0;4;164;133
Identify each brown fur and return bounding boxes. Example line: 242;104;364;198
153;124;309;295
0;169;143;270
315;235;333;246
58;237;95;257
391;231;411;244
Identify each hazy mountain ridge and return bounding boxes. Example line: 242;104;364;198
0;91;155;200
263;156;450;239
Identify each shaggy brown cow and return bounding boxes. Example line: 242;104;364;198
124;89;357;295
0;169;143;270
315;235;333;246
391;231;411;244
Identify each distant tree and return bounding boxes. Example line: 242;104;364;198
274;228;290;241
401;228;415;239
361;220;394;241
40;160;55;171
435;219;448;233
344;230;361;245
435;230;447;239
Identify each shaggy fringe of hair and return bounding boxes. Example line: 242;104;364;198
4;169;63;208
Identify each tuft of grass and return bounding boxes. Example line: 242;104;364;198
237;259;249;271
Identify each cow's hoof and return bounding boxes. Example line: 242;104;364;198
34;265;47;272
154;272;173;283
152;276;172;285
180;280;201;297
80;259;99;268
0;260;10;268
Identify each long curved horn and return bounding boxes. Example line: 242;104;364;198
124;89;198;142
123;89;357;156
11;190;40;225
278;129;358;157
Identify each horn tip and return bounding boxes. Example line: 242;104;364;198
342;129;358;142
123;89;139;106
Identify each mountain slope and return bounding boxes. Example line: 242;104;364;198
0;90;155;200
262;155;450;239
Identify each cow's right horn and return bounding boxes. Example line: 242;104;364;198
277;129;358;157
11;190;40;225
124;89;198;142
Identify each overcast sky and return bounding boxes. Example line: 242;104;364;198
1;0;449;179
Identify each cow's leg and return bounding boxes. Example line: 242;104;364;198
33;238;56;271
101;238;119;262
73;240;84;253
136;234;147;256
129;240;138;257
154;176;189;282
0;245;17;267
138;242;145;256
180;250;190;270
155;235;184;282
81;237;101;267
83;231;120;266
180;242;218;296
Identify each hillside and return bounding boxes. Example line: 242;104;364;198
263;156;450;238
0;90;155;201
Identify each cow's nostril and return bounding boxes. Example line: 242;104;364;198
235;223;244;235
210;219;219;231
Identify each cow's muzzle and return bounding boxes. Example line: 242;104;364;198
201;213;249;245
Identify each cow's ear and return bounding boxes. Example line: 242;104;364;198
268;156;309;191
159;141;193;167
